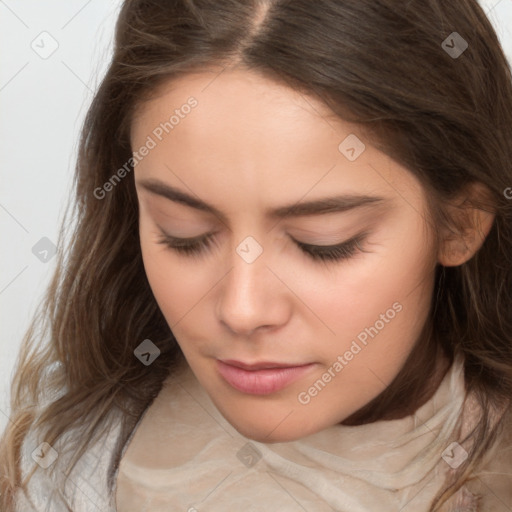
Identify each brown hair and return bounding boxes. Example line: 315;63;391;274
2;0;512;510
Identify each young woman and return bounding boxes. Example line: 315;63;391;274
1;0;511;510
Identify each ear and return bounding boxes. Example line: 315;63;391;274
437;182;496;267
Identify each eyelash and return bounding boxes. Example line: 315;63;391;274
155;230;369;264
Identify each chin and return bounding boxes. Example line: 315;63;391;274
233;423;305;444
222;410;322;444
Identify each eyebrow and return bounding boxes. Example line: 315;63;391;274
136;178;389;220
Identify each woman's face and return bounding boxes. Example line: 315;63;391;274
131;68;438;442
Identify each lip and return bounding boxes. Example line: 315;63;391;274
220;359;310;370
217;359;316;395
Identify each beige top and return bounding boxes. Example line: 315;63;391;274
16;352;512;511
114;351;512;512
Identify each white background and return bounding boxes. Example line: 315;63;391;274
1;0;512;433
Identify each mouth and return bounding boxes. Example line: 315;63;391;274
217;359;316;395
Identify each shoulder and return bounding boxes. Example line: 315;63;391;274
16;411;124;512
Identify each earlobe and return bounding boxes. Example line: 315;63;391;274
437;183;496;267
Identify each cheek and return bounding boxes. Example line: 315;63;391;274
294;221;434;361
139;222;201;325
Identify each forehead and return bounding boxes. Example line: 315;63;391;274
130;69;425;222
130;67;350;154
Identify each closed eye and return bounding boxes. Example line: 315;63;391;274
155;229;370;265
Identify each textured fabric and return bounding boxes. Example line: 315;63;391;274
454;400;512;512
16;351;511;511
114;351;507;512
16;414;121;511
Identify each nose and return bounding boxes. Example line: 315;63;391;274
216;239;291;337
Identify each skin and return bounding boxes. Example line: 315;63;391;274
131;66;492;443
